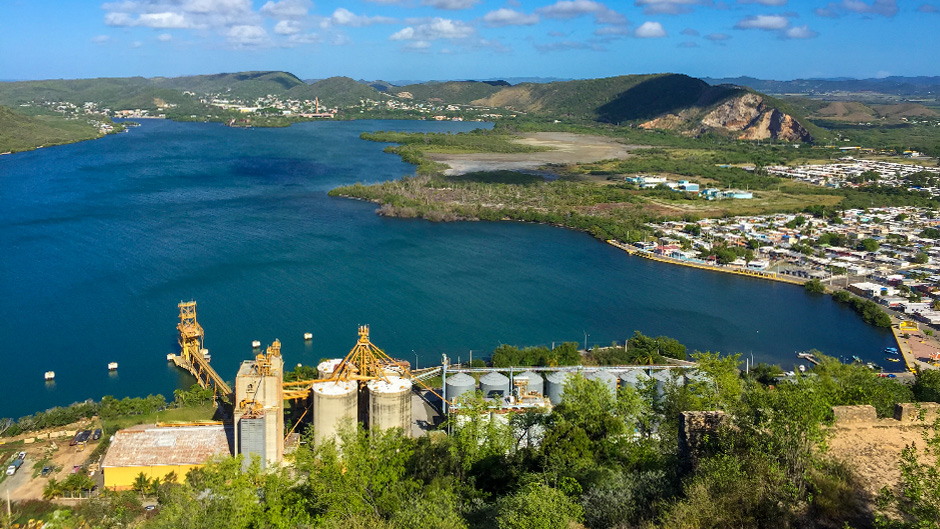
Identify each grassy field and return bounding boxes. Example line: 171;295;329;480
0;105;108;153
102;404;218;432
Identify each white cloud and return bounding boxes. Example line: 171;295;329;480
815;0;897;17
594;25;631;35
259;0;310;20
91;35;110;44
783;24;817;38
403;40;432;51
287;32;320;44
227;24;269;45
705;32;730;40
680;27;699;36
327;8;395;27
389;17;475;40
421;0;481;9
482;8;539;27
678;40;698;47
274;20;301;34
734;14;790;29
635;0;711;15
157;33;172;41
738;0;786;5
635;21;667;37
131;40;143;48
102;0;256;29
917;3;939;13
537;0;628;25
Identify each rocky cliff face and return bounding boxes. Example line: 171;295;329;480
641;92;812;142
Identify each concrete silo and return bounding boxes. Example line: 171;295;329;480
584;370;618;395
513;371;544;397
366;376;413;435
480;372;510;399
312;380;358;446
317;358;343;379
545;371;575;405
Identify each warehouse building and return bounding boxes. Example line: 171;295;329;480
101;424;233;490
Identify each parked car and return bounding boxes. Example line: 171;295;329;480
69;432;82;446
92;428;102;440
41;466;52;477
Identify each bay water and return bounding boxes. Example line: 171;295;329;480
0;119;894;419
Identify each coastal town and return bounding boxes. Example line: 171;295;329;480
626;205;940;329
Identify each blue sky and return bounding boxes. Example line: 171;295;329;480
1;0;937;82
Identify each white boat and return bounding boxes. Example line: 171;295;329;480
304;333;313;340
166;353;175;361
108;362;118;371
44;371;55;381
252;340;261;348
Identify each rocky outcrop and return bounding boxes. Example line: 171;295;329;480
641;92;813;142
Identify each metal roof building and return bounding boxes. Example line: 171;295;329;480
102;424;234;490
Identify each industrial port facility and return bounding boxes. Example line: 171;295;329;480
101;301;692;490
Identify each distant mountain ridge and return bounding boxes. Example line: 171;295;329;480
703;76;940;98
0;71;819;141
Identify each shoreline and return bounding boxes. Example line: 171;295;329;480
606;239;808;286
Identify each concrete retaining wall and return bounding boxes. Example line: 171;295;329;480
832;405;878;425
893;402;940;423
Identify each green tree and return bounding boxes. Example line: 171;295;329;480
913;252;930;264
859;238;880;252
804;278;826;294
875;419;940;528
496;482;583;529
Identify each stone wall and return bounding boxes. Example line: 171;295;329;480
832;405;878;425
678;411;726;475
893;402;940;423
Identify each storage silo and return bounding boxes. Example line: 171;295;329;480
480;372;510;399
585;370;618;395
513;371;544;396
366;376;413;435
444;372;476;408
317;358;343;379
619;370;652;390
652;369;673;396
545;371;575;405
312;380;357;446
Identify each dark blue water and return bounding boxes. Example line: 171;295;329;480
0;119;894;419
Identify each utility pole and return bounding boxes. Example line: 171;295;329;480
583;330;589;351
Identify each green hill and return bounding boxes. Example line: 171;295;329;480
0;105;103;153
288;76;386;106
151;71;306;99
471;74;732;122
387;80;508;105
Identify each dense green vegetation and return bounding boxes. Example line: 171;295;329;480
387;80;508;104
0;105;114;153
832;290;893;327
16;347;940;528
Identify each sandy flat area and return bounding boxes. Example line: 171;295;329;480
426;132;648;175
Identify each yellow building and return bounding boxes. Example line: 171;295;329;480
102;424;233;490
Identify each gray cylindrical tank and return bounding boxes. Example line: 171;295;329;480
619;370;652;389
545;371;575;405
444;372;477;405
312;380;357;446
317;358;343;379
513;371;544;396
367;376;413;435
584;370;618;395
479;372;510;399
651;369;673;395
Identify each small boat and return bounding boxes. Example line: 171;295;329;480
884;347;899;355
166;353;175;361
108;362;118;371
798;364;806;373
886;357;901;363
252;340;261;349
852;355;863;363
304;332;313;341
44;371;55;381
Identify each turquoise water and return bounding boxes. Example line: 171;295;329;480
0;119;894;419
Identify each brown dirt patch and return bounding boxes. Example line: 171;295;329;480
426;132;648;175
828;422;929;506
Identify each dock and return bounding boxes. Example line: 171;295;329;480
607;240;807;286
